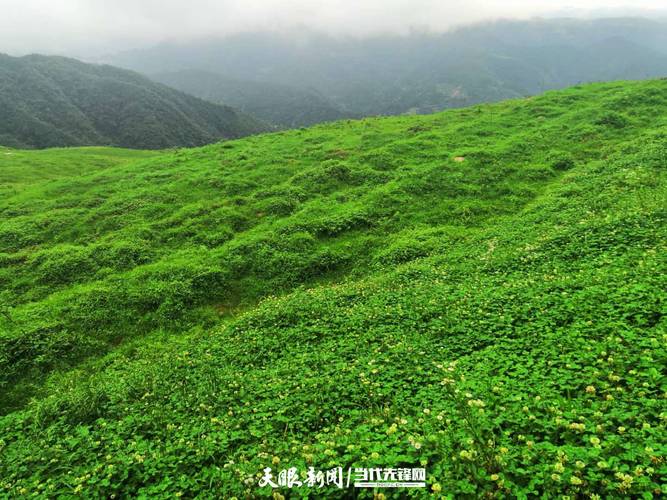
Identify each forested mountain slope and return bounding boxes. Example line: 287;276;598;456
0;80;665;497
0;54;267;149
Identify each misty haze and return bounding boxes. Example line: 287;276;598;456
0;1;665;498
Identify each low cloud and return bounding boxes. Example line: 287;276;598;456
1;0;665;57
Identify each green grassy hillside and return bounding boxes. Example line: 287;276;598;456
0;54;267;150
0;80;665;498
0;147;159;189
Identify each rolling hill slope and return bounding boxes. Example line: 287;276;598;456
0;54;267;149
0;80;665;497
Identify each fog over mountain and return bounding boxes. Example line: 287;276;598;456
1;0;666;57
108;17;667;127
3;2;667;131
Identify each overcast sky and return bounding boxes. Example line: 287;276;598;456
1;0;666;57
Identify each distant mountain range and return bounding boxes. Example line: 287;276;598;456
105;17;667;125
0;54;267;149
153;70;352;128
4;17;667;147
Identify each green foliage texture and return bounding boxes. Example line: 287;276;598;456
0;80;665;498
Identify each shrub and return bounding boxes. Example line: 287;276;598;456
595;111;629;129
550;153;576;171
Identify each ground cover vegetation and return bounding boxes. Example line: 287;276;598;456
0;79;665;497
